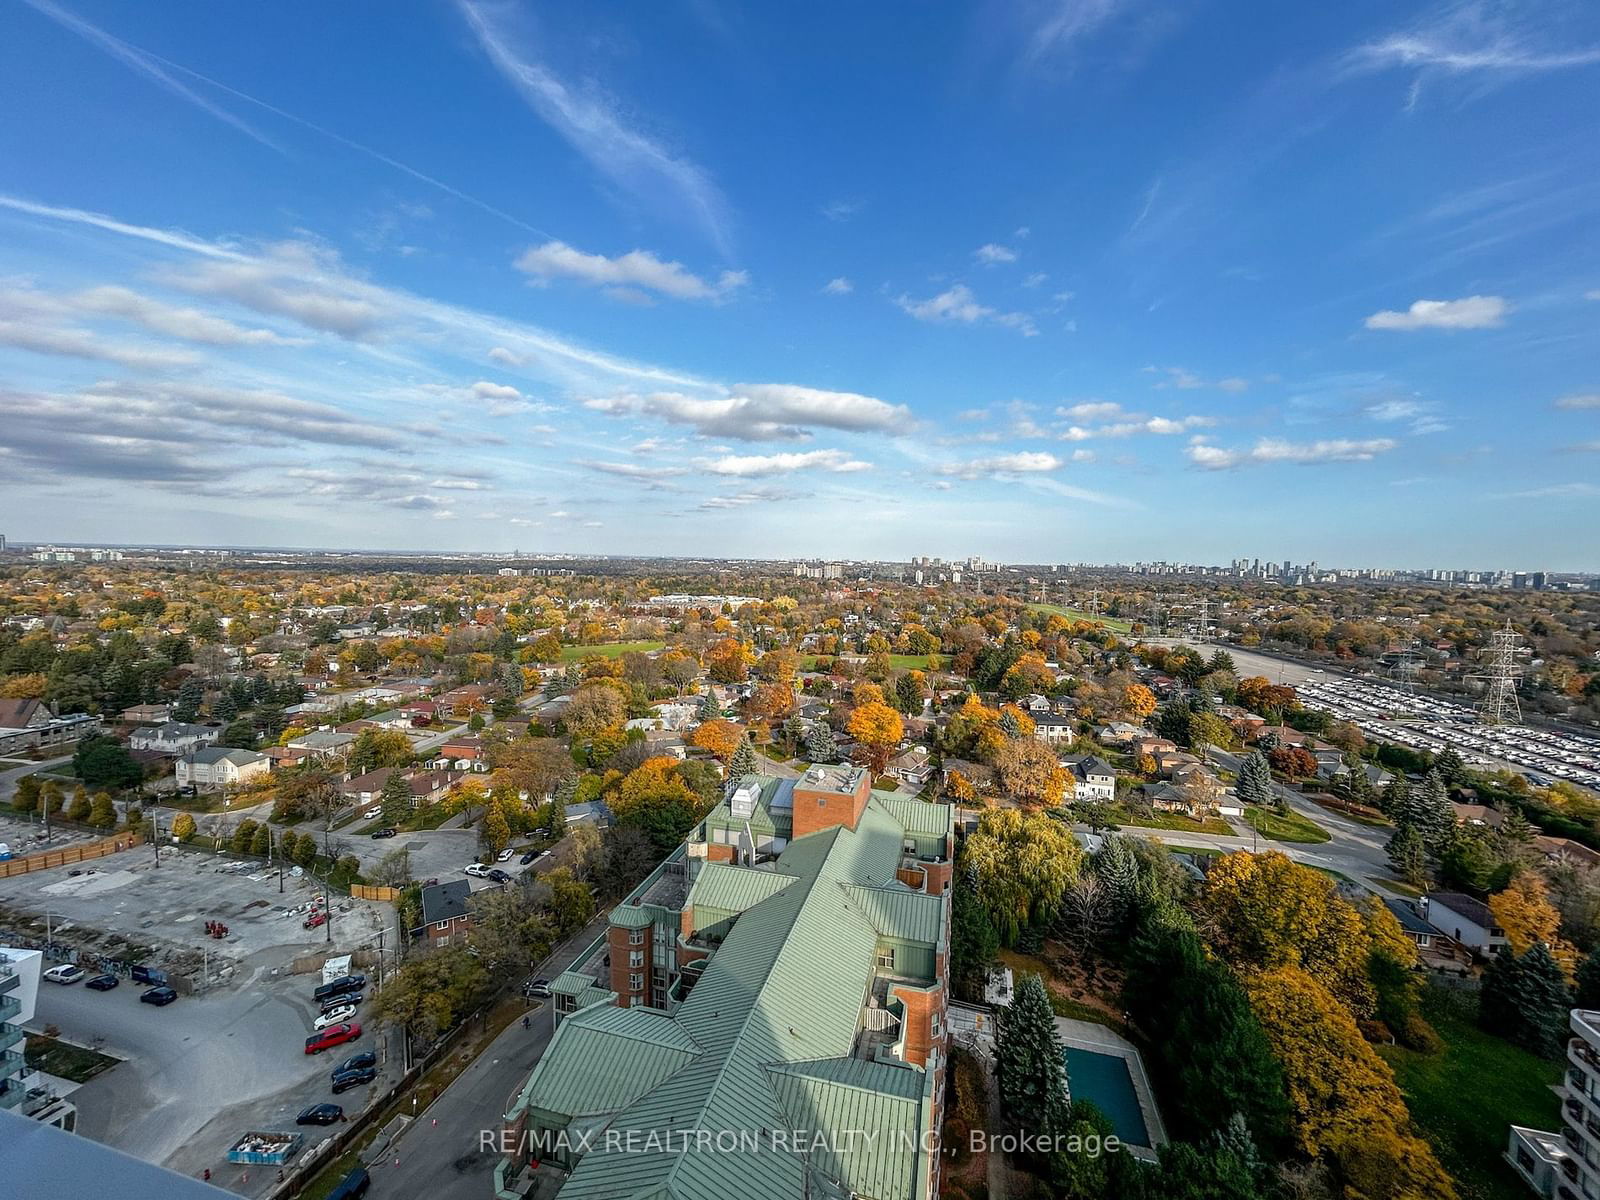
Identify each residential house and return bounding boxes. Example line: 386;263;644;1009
1031;712;1075;747
642;729;687;760
407;768;462;807
118;703;171;725
284;729;356;759
1451;803;1504;831
399;699;439;726
130;722;219;756
340;768;401;808
1131;735;1179;761
1095;722;1145;747
1420;892;1506;956
432;735;489;773
436;684;491;716
0;699;98;756
940;757;996;798
648;701;700;731
1381;899;1435;950
1532;837;1600;870
887;745;934;789
175;747;270;791
411;880;474;947
1064;755;1117;803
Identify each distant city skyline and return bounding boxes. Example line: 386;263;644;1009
2;3;1598;566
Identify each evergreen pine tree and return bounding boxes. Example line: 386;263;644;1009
1479;943;1572;1058
1416;770;1454;851
782;713;808;748
1235;752;1274;810
1092;835;1140;930
1379;775;1410;820
174;678;204;724
996;973;1072;1135
998;709;1021;737
379;772;413;826
213;692;238;722
698;692;720;721
1435;747;1467;787
803;722;838;763
1385;824;1427;888
729;738;759;780
1577;954;1600;1010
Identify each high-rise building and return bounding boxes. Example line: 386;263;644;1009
498;767;956;1200
1509;1008;1600;1198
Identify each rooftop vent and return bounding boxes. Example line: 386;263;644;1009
730;781;760;819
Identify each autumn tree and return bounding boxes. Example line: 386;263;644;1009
348;728;415;773
690;718;743;762
564;682;626;739
479;801;511;856
611;757;714;852
705;637;754;684
1489;873;1580;979
1203;851;1374;1015
847;700;904;774
994;736;1067;808
1267;745;1318;780
1122;683;1157;719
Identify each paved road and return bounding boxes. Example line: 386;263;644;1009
0;754;73;805
372;911;610;1200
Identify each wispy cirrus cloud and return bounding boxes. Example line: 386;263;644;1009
456;0;733;254
1351;1;1600;86
974;243;1018;265
896;284;1037;336
583;384;909;441
937;451;1063;479
1555;393;1600;410
698;449;871;476
514;241;747;303
822;277;853;296
1365;295;1509;330
1187;436;1398;470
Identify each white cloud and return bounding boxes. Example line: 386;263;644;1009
455;0;731;253
471;380;523;401
699;449;872;476
1588;290;1600;301
1216;377;1250;393
1353;5;1600;77
1057;401;1124;421
938;451;1063;479
1496;482;1600;499
69;285;295;345
822;277;853;295
579;460;687;481
161;241;387;340
1187;436;1399;470
1364;295;1508;330
584;383;909;441
1555;394;1600;410
0;317;198;369
896;284;1036;336
1022;272;1049;288
974;243;1018;265
514;241;746;302
487;346;526;366
1564;441;1600;454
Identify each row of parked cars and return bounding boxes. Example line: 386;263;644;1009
43;962;178;1005
304;972;367;1057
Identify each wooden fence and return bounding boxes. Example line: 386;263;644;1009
350;884;400;902
0;832;144;878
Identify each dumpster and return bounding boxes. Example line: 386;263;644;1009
226;1130;303;1165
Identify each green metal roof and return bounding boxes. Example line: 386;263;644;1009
841;883;945;949
684;863;796;917
512;1005;701;1120
609;904;655;929
549;803;928;1200
766;1058;926;1200
869;793;955;839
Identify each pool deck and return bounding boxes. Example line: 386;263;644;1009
1055;1016;1169;1162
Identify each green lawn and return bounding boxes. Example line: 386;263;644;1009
559;641;665;662
797;653;947;671
1307;794;1393;827
1026;602;1134;633
1380;988;1563;1200
1376;876;1426;898
1244;805;1332;844
1088;804;1233;835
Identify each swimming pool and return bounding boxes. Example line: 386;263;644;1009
1063;1047;1151;1147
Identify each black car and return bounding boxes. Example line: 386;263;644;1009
331;1065;377;1094
327;1166;370;1200
519;849;537;865
85;974;119;991
322;991;363;1015
487;868;512;884
295;1103;345;1126
369;828;397;839
336;1051;377;1074
140;986;178;1006
314;974;367;1002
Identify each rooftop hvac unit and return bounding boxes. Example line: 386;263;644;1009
730;781;760;819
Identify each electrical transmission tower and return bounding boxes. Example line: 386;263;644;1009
1195;596;1211;643
1086;586;1101;616
1388;646;1423;694
1472;620;1528;725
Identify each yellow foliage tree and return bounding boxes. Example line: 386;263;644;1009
690;718;743;762
847;701;904;774
994;737;1067;808
0;673;47;699
1489;873;1580;979
1122;683;1157;719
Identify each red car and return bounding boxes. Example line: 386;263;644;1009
305;1023;362;1055
303;912;327;930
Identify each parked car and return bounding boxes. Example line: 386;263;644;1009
331;1065;377;1094
140;986;179;1006
305;1023;362;1054
303;911;327;930
295;1103;345;1126
314;975;366;1002
370;828;397;839
519;849;537;865
363;806;382;820
526;978;552;998
464;863;490;878
130;965;168;986
314;1004;358;1031
336;1051;377;1074
85;974;119;991
43;964;86;985
496;847;514;862
321;992;363;1015
487;868;512;884
327;1166;370;1200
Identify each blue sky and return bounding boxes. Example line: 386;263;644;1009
1;0;1598;567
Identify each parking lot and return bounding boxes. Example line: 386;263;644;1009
12;845;401;1194
0;809;99;858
